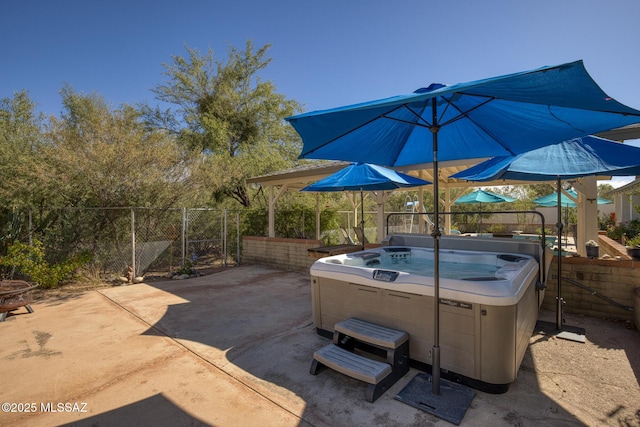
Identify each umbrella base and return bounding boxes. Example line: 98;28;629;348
395;372;475;426
535;320;586;343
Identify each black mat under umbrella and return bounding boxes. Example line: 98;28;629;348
395;373;475;425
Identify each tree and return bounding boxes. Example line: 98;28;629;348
0;91;47;253
146;41;302;207
25;87;202;263
46;85;198;208
0;90;45;208
598;183;614;198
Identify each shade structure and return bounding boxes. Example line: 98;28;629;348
301;163;431;248
533;189;612;208
286;60;640;395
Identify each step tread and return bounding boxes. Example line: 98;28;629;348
334;318;408;349
314;344;391;384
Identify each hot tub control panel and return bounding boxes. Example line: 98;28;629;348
373;269;399;282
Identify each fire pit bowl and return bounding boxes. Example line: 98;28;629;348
0;280;38;321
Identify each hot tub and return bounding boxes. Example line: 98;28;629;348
310;235;550;393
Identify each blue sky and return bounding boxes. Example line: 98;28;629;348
2;0;640;185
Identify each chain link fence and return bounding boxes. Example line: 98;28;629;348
4;207;241;279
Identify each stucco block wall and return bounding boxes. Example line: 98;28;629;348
542;256;639;323
242;236;322;273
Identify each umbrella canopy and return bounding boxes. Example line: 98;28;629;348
454;190;515;233
301;162;430;192
301;163;431;248
288;61;640;168
533;189;612;207
533;189;611;255
454;189;516;204
450;136;640;182
286;60;640;395
451;136;634;334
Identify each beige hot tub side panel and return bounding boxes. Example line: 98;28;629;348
312;277;479;379
311;275;540;385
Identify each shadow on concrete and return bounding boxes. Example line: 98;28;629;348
529;310;640;426
60;394;210;427
578;316;640;385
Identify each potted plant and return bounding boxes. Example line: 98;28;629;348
585;239;599;259
625;235;640;260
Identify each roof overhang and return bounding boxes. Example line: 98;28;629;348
246;159;557;191
248;123;640;191
595;123;640;141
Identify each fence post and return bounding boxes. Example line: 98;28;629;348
131;208;136;277
28;208;33;246
315;194;321;240
236;211;240;265
182;207;187;267
223;209;228;267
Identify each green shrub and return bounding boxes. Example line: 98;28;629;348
486;223;506;233
0;239;92;289
536;227;553;236
625;234;640;248
607;219;640;242
176;254;197;276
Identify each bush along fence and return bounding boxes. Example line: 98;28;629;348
0;207;242;282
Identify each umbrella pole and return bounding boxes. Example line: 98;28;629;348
360;189;365;250
564;207;569;251
431;99;441;395
556;177;563;330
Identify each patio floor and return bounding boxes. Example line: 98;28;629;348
1;265;639;426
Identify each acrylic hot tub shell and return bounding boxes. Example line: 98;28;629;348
310;235;549;392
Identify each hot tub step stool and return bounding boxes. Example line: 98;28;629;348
310;318;410;402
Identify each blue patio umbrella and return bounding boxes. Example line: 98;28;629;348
286;61;640;395
534;189;612;253
533;189;612;208
451;136;640;182
454;189;516;204
533;189;611;252
301;163;431;248
451;136;639;333
455;190;516;232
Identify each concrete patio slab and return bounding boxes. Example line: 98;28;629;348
1;265;639;426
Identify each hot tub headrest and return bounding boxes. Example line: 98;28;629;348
353;252;381;261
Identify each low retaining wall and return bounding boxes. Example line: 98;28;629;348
242;236;322;273
242;236;638;325
543;256;639;324
597;233;631;259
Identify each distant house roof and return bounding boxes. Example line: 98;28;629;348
608;177;640;195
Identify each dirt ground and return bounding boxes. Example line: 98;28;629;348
31;265;231;301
